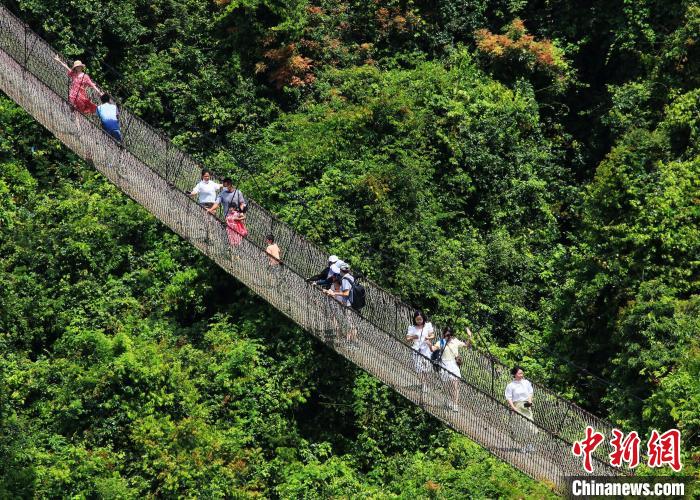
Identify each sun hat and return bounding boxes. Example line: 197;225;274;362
328;255;339;264
71;60;86;70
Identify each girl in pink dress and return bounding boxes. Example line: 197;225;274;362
226;205;248;246
54;56;102;114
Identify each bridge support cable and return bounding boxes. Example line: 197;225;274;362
0;7;624;490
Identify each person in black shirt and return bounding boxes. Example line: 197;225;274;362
308;255;339;289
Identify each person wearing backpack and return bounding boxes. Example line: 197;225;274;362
325;264;360;349
337;264;365;311
432;326;472;412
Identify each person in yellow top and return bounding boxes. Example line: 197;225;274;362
432;326;472;412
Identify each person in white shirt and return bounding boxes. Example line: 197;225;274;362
325;264;359;349
432;326;472;412
505;365;537;452
189;169;222;208
96;94;122;142
406;311;434;399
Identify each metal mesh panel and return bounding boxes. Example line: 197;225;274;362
0;7;626;490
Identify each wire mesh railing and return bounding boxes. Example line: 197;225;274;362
0;5;625;489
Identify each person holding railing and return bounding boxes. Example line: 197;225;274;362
505;365;537;453
323;273;351;347
338;264;359;345
308;255;340;289
53;56;103;130
325;273;343;303
325;265;359;350
96;94;122;143
189;169;222;209
406;311;434;401
432;326;472;412
225;204;248;247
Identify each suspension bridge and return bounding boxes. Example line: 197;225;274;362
0;5;625;491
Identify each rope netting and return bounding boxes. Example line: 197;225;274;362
0;5;625;489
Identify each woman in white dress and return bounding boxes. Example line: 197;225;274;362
432;326;472;412
505;365;537;452
405;311;434;399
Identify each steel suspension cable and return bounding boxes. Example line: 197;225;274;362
6;0;636;408
0;8;629;489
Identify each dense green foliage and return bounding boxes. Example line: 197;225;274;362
0;104;554;496
2;0;699;495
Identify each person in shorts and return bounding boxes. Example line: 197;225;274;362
433;326;472;412
325;270;359;350
265;234;281;269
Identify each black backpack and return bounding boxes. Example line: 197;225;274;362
431;338;449;372
342;276;366;311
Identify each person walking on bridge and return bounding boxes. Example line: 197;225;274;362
54;57;103;114
265;234;281;269
432;327;471;412
54;56;103;132
226;204;248;247
505;365;537;453
265;234;283;285
189;169;221;209
337;264;359;347
325;265;359;350
207;178;246;217
406;311;434;401
96;94;122;143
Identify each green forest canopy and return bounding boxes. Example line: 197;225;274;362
1;0;699;496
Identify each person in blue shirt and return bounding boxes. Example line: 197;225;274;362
206;178;246;217
96;94;122;142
